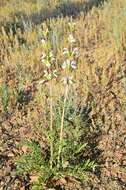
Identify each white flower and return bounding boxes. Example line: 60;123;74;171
43;70;51;80
40;51;55;68
42;58;51;68
71;60;77;69
62;59;70;69
62;59;77;70
63;48;69;55
49;51;55;62
49;51;53;58
53;70;58;78
68;22;76;27
68;34;76;43
72;48;79;56
41;39;46;44
62;76;74;85
43;69;58;81
45;60;51;68
68;22;76;32
40;52;46;61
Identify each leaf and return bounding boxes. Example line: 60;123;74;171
75;143;87;154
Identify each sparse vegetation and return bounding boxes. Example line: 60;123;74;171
0;0;126;189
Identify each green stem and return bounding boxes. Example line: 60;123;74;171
50;80;53;169
57;84;69;168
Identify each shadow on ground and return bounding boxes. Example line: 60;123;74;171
28;0;107;25
1;0;107;34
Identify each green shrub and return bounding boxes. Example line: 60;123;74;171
16;98;96;189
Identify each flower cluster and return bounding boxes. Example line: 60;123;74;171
68;22;76;33
40;42;57;81
62;47;79;70
61;33;79;85
40;51;57;80
39;22;79;85
43;69;57;81
63;47;79;57
39;25;58;82
40;51;55;68
61;75;74;85
68;34;76;43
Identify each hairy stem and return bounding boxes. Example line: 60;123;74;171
50;80;53;169
57;84;69;168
